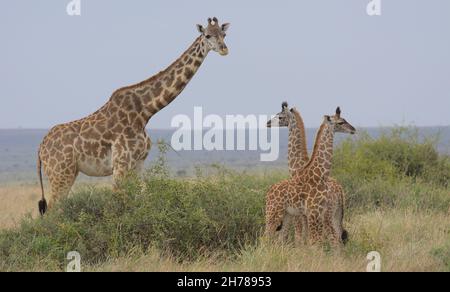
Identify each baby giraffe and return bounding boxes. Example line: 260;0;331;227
265;107;355;245
267;103;348;244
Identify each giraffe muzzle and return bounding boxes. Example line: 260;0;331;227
219;47;229;56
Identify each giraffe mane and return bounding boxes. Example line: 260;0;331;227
109;36;203;98
301;122;328;171
291;108;310;162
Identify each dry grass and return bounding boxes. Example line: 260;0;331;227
0;184;40;229
0;179;110;230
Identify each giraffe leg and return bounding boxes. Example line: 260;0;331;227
265;182;289;243
331;201;346;246
135;131;151;179
45;163;78;210
112;145;137;187
294;215;308;245
324;207;341;246
265;211;285;239
329;179;347;245
112;135;151;187
264;203;286;241
112;157;134;187
38;125;81;213
278;214;293;243
307;214;324;245
336;191;348;245
323;206;345;254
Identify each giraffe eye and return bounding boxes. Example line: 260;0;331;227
205;35;211;39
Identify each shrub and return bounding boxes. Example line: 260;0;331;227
332;127;450;212
0;167;277;271
334;127;450;185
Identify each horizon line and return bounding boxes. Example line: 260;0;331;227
1;125;450;131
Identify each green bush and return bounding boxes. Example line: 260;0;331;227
333;126;450;187
332;127;450;212
0;148;285;271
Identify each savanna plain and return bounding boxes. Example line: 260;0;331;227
0;127;450;272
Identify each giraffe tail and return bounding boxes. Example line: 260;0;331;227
276;221;283;232
341;229;349;245
340;189;348;244
37;153;47;216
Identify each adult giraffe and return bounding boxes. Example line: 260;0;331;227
37;17;230;215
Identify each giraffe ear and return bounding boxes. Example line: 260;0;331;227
221;23;230;32
324;115;331;122
197;24;205;34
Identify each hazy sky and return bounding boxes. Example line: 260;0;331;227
1;0;449;129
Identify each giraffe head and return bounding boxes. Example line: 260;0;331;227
324;107;356;135
197;17;230;56
267;102;296;128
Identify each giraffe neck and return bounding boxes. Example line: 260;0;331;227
107;36;209;127
297;122;335;182
288;109;309;176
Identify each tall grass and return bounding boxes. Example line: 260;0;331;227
0;127;449;271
